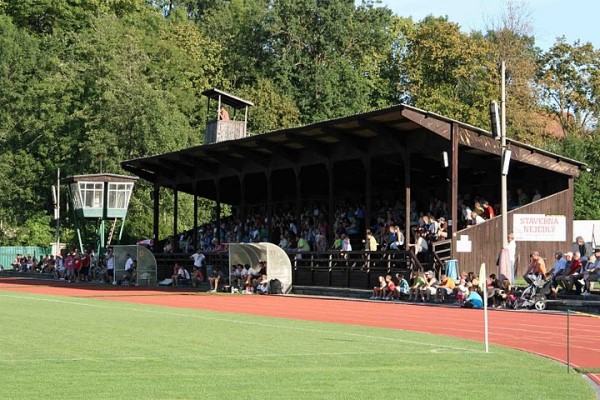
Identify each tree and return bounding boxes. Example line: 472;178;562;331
484;0;544;144
398;16;498;127
239;78;301;134
2;0;144;34
537;37;600;135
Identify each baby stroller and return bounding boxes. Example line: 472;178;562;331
514;275;553;311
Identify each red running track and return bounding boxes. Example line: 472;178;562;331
1;278;599;385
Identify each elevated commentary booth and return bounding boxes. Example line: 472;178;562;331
122;97;586;289
65;173;137;254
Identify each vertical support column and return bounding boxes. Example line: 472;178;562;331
328;162;335;243
267;170;273;242
239;175;246;225
117;215;127;244
101;181;108;254
567;177;574;252
404;147;411;250
99;220;105;255
193;190;198;250
451;122;459;260
215;179;221;243
295;167;301;229
173;187;178;240
153;182;160;243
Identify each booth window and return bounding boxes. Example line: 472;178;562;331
79;182;104;208
108;182;133;209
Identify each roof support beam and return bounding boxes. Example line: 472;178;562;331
254;139;299;165
202;150;245;172
229;144;271;168
321;127;368;154
284;132;330;159
401;108;451;140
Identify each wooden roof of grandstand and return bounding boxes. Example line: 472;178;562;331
121;103;585;203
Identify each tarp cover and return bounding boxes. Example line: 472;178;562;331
228;243;292;293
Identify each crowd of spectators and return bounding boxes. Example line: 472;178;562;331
161;186;546;260
162;197;453;257
528;235;600;297
366;268;490;308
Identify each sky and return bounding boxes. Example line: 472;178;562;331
379;0;599;51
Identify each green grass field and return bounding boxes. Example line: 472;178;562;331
0;291;595;400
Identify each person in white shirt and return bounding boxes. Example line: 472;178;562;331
240;264;249;286
124;254;134;271
340;235;352;259
105;248;115;283
341;235;352;252
506;233;516;282
230;264;243;289
124;254;134;282
188;249;204;288
172;263;190;287
190;248;206;278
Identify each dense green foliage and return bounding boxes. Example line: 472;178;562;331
0;291;596;399
0;0;599;246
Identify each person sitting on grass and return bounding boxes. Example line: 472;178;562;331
256;275;269;295
171;263;190;287
420;270;438;302
370;275;387;299
395;273;410;299
434;274;455;303
462;286;483;309
384;275;396;300
408;271;426;301
455;282;470;306
488;273;510;307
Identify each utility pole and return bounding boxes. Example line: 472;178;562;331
501;61;509;249
56;169;61;253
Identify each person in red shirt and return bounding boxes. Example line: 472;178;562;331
482;200;495;219
65;254;75;283
80;251;90;282
73;254;82;282
385;275;396;300
557;251;582;294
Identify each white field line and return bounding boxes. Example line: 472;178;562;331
0;292;483;354
0;348;462;364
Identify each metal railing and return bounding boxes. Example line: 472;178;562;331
154;248;425;289
289;249;422;289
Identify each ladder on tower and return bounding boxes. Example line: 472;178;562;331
106;218;118;247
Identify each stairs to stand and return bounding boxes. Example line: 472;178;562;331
106;218;118;246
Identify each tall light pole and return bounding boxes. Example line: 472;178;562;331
490;62;510;251
501;61;509;250
56;169;61;253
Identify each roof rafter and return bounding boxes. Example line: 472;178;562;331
284;132;330;158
